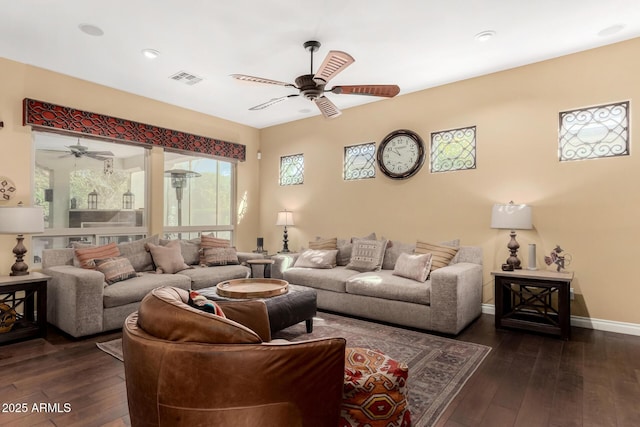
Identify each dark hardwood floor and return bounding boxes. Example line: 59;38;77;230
1;314;639;426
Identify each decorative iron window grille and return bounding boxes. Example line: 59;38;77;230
280;154;304;186
430;126;477;173
559;101;629;162
344;143;376;180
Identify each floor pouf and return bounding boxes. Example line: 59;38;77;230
341;347;411;427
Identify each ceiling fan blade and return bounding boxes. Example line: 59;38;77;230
231;74;295;87
314;96;342;119
87;154;111;161
88;150;114;156
249;94;298;111
329;85;400;97
313;51;355;84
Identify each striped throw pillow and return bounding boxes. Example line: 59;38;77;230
309;237;338;250
74;242;121;269
94;257;138;285
200;235;231;248
414;241;459;271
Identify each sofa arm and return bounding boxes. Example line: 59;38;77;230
270;253;300;280
43;265;106;337
429;262;483;335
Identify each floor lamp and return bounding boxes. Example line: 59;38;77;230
165;169;201;239
0;203;45;276
276;210;294;253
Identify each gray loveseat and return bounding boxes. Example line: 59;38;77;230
42;236;256;338
272;239;483;335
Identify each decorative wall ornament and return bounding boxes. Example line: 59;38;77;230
23;98;246;161
430;126;477;173
0;176;17;201
103;158;114;175
544;245;572;272
344;142;376;180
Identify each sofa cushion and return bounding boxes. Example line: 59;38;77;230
178;264;250;290
393;252;432;282
160;238;201;266
94;257;138;285
294;249;338;269
203;247;239;266
310;237;338;250
284;266;360;293
346;239;388;272
146;241;191;274
415;240;459;271
102;272;191;308
74;242;121;269
345;270;431;305
382;240;416;270
117;235;159;272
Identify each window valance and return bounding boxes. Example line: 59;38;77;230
22;98;246;162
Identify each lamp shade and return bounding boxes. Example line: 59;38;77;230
490;203;532;230
276;210;294;226
0;205;45;234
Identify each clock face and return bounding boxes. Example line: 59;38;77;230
377;130;425;179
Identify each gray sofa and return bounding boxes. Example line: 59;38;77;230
41;236;256;338
271;241;483;335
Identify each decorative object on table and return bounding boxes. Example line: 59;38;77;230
70;197;77;209
376;129;426;180
164;169;201;239
88;189;99;209
0;302;17;333
545;245;572;272
276;209;294;253
0;202;45;276
122;189;135;209
0;176;17;201
490;201;533;271
255;237;265;253
527;243;537;270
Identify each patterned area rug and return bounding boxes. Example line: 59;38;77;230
97;312;490;426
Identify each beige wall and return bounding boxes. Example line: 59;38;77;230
0;57;261;272
258;38;640;324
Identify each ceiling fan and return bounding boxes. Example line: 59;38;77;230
231;41;400;119
58;142;114;161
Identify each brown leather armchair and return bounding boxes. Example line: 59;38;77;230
122;287;346;427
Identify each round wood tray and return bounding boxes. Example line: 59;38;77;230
216;278;289;299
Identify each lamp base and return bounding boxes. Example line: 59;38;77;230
503;230;523;270
10;234;30;276
280;226;290;253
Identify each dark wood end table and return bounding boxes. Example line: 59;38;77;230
492;269;573;340
0;272;50;345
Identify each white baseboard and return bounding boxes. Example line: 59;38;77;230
481;304;640;337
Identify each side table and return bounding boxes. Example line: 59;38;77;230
246;258;276;278
0;272;50;345
492;269;573;340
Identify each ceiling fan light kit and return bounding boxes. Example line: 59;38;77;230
232;41;400;119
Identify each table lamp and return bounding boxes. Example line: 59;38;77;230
491;201;532;271
0;202;45;276
276;210;294;253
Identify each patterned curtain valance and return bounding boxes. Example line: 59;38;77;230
22;98;246;161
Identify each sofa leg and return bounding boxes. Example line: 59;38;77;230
306;318;313;333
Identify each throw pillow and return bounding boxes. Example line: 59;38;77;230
188;290;226;317
346;239;388;272
160;238;201;265
94;257;138;285
309;237;338;250
200;235;231;248
203;247;240;266
117;235;159;272
145;241;191;274
336;240;352;266
415;240;459;271
293;249;339;269
74;242;121;270
392;252;433;282
382;240;416;270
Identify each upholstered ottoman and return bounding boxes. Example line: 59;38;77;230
341;347;411;427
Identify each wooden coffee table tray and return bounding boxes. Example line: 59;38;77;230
216;278;289;299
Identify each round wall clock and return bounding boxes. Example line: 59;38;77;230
0;176;17;201
376;129;426;179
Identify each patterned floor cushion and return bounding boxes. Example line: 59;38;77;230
341;347;411;427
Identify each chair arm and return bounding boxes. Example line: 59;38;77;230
429;262;483;335
217;300;272;341
270;253;300;280
43;265;106;337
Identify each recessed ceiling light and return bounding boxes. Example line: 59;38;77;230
78;24;104;37
142;49;160;59
598;24;625;37
475;30;496;42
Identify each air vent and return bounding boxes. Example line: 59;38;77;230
169;71;203;86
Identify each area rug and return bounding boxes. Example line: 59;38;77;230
97;312;490;426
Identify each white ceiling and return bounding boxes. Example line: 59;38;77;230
2;1;639;129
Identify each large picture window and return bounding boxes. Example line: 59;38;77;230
164;152;235;241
